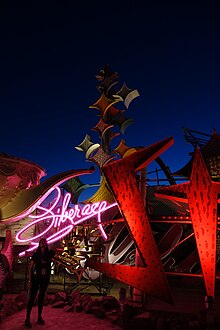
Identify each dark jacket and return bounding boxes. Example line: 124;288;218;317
31;249;55;280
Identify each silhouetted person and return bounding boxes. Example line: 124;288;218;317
24;238;55;328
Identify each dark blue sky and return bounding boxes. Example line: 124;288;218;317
0;2;220;185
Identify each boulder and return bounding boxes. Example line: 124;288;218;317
92;306;106;319
80;294;93;310
68;289;80;303
101;295;120;310
14;291;27;305
123;298;143;319
50;291;67;304
84;300;95;314
74;302;83;313
2;297;18;316
16;301;26;311
63;304;75;312
51;301;67;308
0;308;6;323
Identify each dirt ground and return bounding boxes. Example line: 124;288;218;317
1;305;122;330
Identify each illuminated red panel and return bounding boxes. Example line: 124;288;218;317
100;137;174;303
155;148;220;298
87;260;170;302
185;148;219;297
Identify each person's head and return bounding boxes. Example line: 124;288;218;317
37;238;48;254
39;238;47;248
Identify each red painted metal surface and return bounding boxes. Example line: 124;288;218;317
87;260;171;302
92;137;174;303
186;148;220;297
156;148;220;298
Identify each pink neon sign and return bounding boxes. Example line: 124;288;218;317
16;187;117;256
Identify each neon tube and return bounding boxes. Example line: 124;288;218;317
16;187;117;256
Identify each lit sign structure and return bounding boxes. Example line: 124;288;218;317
16;187;117;256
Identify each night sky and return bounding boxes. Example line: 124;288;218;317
0;2;220;188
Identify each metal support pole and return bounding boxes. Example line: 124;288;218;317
205;295;215;329
133;168;147;305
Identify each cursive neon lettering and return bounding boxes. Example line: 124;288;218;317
16;187;117;256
